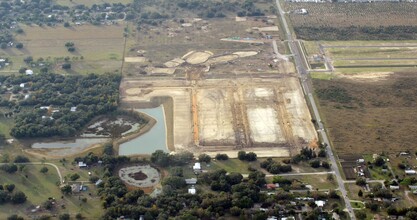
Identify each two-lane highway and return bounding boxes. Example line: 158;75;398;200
275;0;356;219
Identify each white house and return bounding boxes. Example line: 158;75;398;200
25;69;34;75
78;162;87;168
193;162;201;171
19;83;25;88
315;200;325;207
405;170;416;175
70;106;77;112
390;185;400;190
188;187;196;195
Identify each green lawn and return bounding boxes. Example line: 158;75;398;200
311;72;335;80
0;164;104;219
207;159;259;174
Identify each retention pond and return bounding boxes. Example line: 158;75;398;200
119;105;168;156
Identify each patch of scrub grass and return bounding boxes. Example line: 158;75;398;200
0;117;14;138
351;201;365;209
311;71;335;80
208;159;259;174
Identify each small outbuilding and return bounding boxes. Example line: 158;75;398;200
405;170;416;175
78;162;87;168
193;162;201;171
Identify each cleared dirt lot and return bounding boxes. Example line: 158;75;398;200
197;89;235;146
121;76;316;156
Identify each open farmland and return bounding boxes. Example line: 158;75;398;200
283;2;417;40
313;73;417;157
0;25;126;74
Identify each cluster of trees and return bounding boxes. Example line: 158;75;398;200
295;25;417;41
291;147;317;163
316;86;353;104
198;169;244;192
0;184;27;205
260;158;292;174
150;150;194;167
237;151;257;161
3;73;121;138
98;165;340;219
215;153;229;160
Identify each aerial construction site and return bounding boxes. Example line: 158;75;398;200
120;16;317;157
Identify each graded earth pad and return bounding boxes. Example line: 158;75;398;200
282;78;317;143
184;51;213;64
119;165;160;188
124;57;149;63
121;76;316;156
247;107;284;143
197;89;235;145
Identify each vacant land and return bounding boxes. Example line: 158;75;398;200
313;73;417;156
283;3;417;40
123;18;290;77
121;76;316;157
0;25;125;74
284;3;417;28
303;41;417;73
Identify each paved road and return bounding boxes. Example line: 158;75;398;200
274;0;356;218
242;171;334;178
0;162;63;183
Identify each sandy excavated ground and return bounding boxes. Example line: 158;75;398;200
247;107;284;143
125;57;148;63
197;89;235;145
184;51;213;64
121;76;316;156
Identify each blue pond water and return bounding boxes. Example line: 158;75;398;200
119;105;168;156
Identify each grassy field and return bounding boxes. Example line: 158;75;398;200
326;47;417;59
0;164;103;219
283;174;337;190
310;72;335;80
313;73;417;156
55;0;132;7
283;2;417;28
0;116;14;138
0;24;126;75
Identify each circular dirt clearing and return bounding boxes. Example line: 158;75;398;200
119;165;160;188
185;51;213;64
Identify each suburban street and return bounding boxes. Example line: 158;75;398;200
274;0;356;219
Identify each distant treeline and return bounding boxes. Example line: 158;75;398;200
295;25;417;41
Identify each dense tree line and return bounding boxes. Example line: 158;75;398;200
3;73;121;138
295;25;417;41
150;150;194;167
